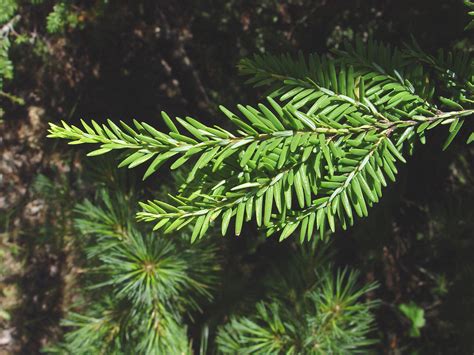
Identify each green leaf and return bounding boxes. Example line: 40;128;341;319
293;170;305;208
118;151;145;168
399;302;426;338
170;155;190;170
221;209;233;236
87;148;112;157
191;215;206;242
128;153;155;169
467;132;474;144
264;186;274;226
255;194;263;227
442;119;464;150
279;221;300;241
319;134;334;175
439;97;463;110
385;139;406;163
240;141;259;167
161;111;179;133
143;151;177;180
341;190;353;221
235;203;245;236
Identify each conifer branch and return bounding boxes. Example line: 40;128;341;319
48;38;474;241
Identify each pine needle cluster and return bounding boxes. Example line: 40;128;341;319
216;243;378;354
48;189;220;354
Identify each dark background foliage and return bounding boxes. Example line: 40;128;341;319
1;0;473;353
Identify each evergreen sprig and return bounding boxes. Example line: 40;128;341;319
51;189;220;354
48;35;474;242
216;242;378;354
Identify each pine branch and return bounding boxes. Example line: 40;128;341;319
48;40;474;241
216;267;378;354
55;188;218;353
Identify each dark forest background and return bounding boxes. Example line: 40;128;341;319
1;0;473;354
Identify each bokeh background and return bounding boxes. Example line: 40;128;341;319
1;0;473;353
